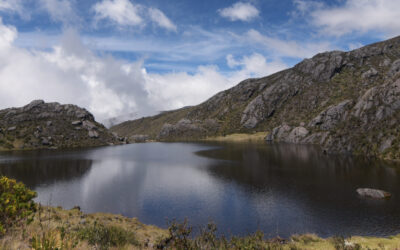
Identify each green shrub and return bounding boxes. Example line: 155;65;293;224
78;222;139;250
0;176;37;235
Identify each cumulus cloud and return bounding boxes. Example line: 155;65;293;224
39;0;79;25
296;0;400;37
218;2;259;22
93;0;143;27
93;0;176;31
0;20;284;123
246;29;332;58
226;53;287;84
0;0;28;18
0;20;149;121
148;7;177;32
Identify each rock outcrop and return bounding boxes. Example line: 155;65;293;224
0;100;120;150
111;36;400;160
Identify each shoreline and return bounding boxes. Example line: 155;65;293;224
2;204;400;249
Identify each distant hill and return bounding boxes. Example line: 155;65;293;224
0;100;122;150
111;35;400;160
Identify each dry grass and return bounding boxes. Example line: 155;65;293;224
0;205;168;249
203;132;268;142
2;205;400;249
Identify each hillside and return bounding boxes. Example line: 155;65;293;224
111;35;400;160
0;100;122;150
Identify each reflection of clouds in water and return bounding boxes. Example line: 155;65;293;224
141;163;221;199
5;142;400;237
80;159;142;215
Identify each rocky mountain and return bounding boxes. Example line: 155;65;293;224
111;35;400;160
0;100;122;151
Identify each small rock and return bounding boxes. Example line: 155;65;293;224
7;126;16;131
82;120;96;130
41;138;50;146
22;100;44;112
356;188;391;199
71;120;82;126
361;67;378;79
34;131;40;138
46;121;52;126
88;130;99;138
130;134;149;143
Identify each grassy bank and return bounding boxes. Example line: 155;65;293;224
3;207;400;249
203;132;268;143
1;205;167;249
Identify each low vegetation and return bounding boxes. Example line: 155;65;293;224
203;132;268;142
0;176;36;236
1;176;400;249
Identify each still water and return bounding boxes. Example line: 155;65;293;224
0;142;400;238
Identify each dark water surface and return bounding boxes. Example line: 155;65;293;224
1;142;400;238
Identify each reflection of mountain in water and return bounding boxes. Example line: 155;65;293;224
0;159;92;189
196;143;400;191
195;143;400;236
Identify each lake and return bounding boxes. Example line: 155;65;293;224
0;142;400;238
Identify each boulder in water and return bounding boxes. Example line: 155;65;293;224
356;188;391;199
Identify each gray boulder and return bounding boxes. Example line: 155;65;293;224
309;100;351;130
356;188;391;199
130;134;149;143
72;120;82;126
7;126;16;131
361;67;378;79
88;130;99;138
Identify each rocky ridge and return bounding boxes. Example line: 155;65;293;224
111;35;400;160
0;100;122;150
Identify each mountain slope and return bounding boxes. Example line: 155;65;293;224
0;100;122;150
111;36;400;160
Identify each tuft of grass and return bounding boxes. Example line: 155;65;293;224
78;222;140;250
204;132;268;142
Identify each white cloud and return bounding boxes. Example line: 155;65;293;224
144;53;287;112
148;8;177;32
0;0;28;18
144;66;230;110
0;20;286;123
298;0;400;37
246;29;332;58
218;2;259;22
39;0;78;25
0;22;149;121
0;18;17;48
93;0;143;27
226;53;287;84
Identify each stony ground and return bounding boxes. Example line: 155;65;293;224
0;100;124;151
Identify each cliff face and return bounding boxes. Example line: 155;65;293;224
111;36;400;160
0;100;121;150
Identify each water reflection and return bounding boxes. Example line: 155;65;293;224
0;143;399;237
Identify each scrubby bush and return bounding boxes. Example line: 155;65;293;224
78;222;139;249
0;176;37;235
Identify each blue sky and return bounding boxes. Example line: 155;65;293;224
0;0;399;123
